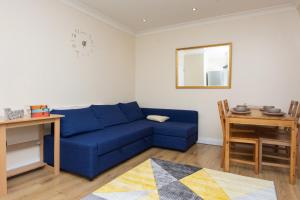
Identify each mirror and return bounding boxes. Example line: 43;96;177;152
176;43;232;89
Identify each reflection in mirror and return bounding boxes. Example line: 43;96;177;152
176;43;232;89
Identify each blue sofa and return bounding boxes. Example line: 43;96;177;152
44;102;198;179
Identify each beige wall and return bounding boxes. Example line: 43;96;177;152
183;54;204;86
135;8;300;144
0;0;135;170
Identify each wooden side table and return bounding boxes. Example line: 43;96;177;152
0;114;63;197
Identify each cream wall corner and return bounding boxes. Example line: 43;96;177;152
135;8;300;145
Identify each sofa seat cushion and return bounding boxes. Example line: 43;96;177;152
90;105;128;128
63;122;153;156
50;107;104;138
134;120;197;138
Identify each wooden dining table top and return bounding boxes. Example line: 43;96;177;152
227;107;295;121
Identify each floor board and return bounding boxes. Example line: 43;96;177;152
2;144;300;200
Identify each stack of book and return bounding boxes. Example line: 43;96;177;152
30;105;50;118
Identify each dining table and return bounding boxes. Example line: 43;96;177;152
224;107;299;184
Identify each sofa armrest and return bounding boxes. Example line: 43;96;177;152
141;108;198;124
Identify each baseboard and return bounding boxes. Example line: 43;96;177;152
197;137;222;146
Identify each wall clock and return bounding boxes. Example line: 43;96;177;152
71;28;94;57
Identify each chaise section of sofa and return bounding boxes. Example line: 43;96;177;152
141;108;198;151
44;102;198;179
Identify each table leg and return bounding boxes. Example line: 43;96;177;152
224;120;230;172
290;123;298;184
0;125;7;196
54;119;60;176
39;125;44;162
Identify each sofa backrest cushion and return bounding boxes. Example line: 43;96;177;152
118;101;145;122
50;107;104;137
90;105;128;127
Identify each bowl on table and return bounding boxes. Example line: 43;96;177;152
262;106;275;112
236;105;248;108
234;106;249;112
232;105;250;114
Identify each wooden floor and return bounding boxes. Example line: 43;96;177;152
2;144;300;200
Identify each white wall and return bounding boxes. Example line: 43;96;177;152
135;8;300;145
0;0;135;170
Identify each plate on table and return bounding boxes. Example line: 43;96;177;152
231;108;251;115
262;111;286;116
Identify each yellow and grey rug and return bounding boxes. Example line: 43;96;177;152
83;158;277;200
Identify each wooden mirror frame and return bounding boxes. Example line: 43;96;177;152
176;43;232;89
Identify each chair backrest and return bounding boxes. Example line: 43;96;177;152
217;101;226;138
223;99;230;113
295;102;300;121
291;101;299;117
284;101;298;132
288;100;295;115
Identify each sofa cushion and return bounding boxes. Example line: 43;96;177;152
134;120;197;138
50;108;103;138
90;105;128;127
141;108;198;124
147;115;170;122
64;122;153;156
118;101;145;122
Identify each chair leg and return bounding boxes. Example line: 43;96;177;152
220;136;226;168
255;142;259;174
220;146;224;168
259;141;263;172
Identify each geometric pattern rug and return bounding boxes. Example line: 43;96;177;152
82;158;277;200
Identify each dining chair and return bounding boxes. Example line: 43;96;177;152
218;101;260;174
259;101;299;170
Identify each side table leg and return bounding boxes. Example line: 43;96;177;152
54;119;60;176
39;124;45;162
0;125;7;196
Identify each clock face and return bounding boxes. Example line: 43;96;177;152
71;28;94;57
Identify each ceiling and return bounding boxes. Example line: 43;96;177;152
73;0;296;33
